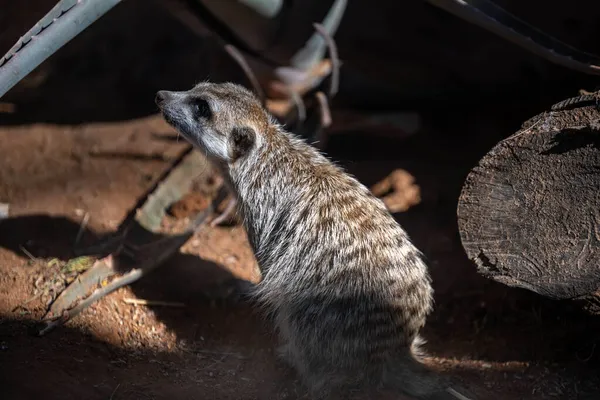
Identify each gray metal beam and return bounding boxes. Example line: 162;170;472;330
0;0;123;98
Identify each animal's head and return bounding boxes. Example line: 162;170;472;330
155;82;270;163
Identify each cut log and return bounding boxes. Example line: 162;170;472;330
457;104;600;312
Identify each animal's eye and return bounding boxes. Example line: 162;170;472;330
190;98;212;119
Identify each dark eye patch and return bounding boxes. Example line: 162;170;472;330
190;97;212;120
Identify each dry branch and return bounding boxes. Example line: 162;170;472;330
38;147;217;335
224;44;266;106
123;298;185;307
313;23;341;99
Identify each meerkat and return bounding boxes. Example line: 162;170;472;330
155;82;471;400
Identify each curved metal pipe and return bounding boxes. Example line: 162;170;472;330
426;0;600;75
3;0;600;102
237;0;283;18
0;0;123;98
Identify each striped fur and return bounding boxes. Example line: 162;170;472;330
156;82;468;400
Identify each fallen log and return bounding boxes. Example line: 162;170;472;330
457;102;600;313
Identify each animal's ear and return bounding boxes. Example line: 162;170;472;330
229;126;256;161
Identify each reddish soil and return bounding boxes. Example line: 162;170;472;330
1;1;600;400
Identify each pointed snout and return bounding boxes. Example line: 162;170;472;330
155;90;174;107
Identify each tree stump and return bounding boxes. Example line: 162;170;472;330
457;103;600;312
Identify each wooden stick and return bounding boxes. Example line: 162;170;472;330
123;298;185;307
313;23;341;98
224;44;266;106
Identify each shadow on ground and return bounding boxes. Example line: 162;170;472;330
1;117;600;399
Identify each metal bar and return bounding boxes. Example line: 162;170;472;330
0;0;123;98
426;0;600;75
237;0;283;18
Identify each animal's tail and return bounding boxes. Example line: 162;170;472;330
381;337;475;400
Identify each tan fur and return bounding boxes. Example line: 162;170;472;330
156;82;472;400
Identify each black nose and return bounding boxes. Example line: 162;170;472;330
155;90;171;106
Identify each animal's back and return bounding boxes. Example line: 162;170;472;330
235;131;434;395
156;81;472;399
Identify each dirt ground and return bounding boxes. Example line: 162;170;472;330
1;1;600;400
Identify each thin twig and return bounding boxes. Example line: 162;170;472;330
123;298;185;307
500;117;543;143
110;383;121;400
74;212;90;247
19;246;38;262
288;88;306;124
446;387;473;400
313;23;341;98
312;91;333;148
37;207;213;336
12;292;42;311
315;91;332;128
576;342;596;362
224;44;266;106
